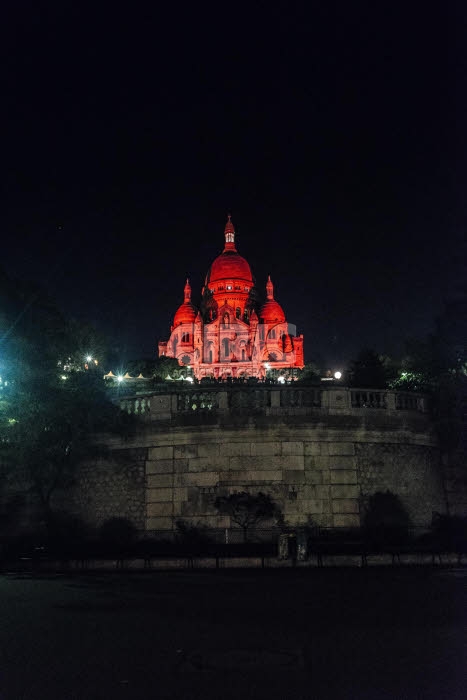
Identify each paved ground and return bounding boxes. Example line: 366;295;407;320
0;568;466;699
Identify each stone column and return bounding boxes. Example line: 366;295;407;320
386;392;396;410
270;391;281;408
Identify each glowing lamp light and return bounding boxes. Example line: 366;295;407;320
278;375;286;384
117;375;124;382
334;371;342;380
86;355;92;363
186;376;194;383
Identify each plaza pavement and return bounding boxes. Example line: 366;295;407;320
0;568;466;699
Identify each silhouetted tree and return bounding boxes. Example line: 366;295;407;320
349;349;390;388
0;268;135;532
362;491;411;547
214;491;282;542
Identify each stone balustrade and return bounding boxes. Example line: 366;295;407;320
119;386;428;420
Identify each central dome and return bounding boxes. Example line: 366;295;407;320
206;215;253;286
208;250;253;284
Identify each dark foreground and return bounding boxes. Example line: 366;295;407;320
1;568;466;700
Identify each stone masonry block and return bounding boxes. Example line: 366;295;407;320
333;514;360;528
146;516;173;530
300;499;331;514
331;484;360;499
312;514;334;528
304;470;324;485
282;441;304;456
146;488;173;503
146;459;174;475
305;455;330;470
304;442;322;456
148;446;174;460
329;456;356;469
219;470;283;483
147;474;173;489
147;502;173;517
250;469;284;482
172;501;184;516
285;470;307;484
330;470;358;484
197;444;221;458
173;487;188;502
188;457;221;472
282;456;305;469
174;444;198;459
328;443;355;456
302;485;331;500
223;443;252;457
332;499;359;514
180;472;219;487
250;442;282;456
173;459;189;473
229;456;277;471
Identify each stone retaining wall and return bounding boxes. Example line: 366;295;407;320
61;387;446;532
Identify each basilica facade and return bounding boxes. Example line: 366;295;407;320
158;216;304;380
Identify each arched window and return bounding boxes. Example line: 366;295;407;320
223;313;230;328
269;329;276;340
208;349;213;363
222;338;230;358
236;307;241;319
241;349;245;361
182;333;190;343
243;310;249;323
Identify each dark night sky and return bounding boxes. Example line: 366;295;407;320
1;2;466;370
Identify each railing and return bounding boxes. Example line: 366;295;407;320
177;392;219;412
119;386;428;418
119;396;152;415
228;390;271;411
396;392;420;411
350;390;387;409
280;389;321;408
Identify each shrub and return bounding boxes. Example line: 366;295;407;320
363;491;411;547
99;517;137;545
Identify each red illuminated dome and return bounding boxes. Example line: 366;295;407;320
173;279;197;326
207;216;253;286
260;275;286;323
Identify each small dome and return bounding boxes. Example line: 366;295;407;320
260;299;286;323
173;303;196;326
260;274;285;323
173;278;197;326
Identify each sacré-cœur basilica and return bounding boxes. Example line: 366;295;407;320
158;216;304;380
